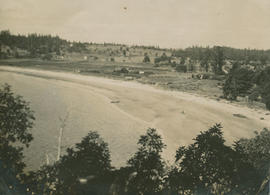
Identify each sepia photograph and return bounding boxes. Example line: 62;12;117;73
0;0;270;194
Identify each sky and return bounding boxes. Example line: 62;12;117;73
0;0;270;49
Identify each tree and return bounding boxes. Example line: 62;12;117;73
175;64;187;73
200;47;211;72
180;57;186;65
232;129;270;194
42;53;53;61
123;50;127;57
143;53;150;63
212;46;225;74
223;63;255;100
235;128;270;183
254;66;270;110
28;131;112;195
167;124;258;195
259;55;268;67
125;128;166;195
154;52;171;65
0;83;35;193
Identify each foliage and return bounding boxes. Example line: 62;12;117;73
233;128;270;194
200;47;211;72
0;84;34;174
26;131;112;195
254;66;270;110
175;64;187;73
0;30;67;57
211;46;225;74
167;124;260;195
222;65;270;110
143;53;151;63
125;128;166;195
223;63;255;100
154;53;171;64
42;53;53;61
223;62;270;110
173;45;270;66
235;128;270;176
259;55;268;66
0;83;35;194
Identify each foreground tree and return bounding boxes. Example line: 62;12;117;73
0;84;35;193
167;124;259;195
125;128;166;195
27;131;112;195
235;128;270;193
57;131;112;194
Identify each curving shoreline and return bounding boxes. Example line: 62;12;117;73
0;65;269;170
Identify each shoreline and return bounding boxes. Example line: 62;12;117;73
1;65;269;170
0;65;269;118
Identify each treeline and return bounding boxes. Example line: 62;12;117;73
173;46;270;65
0;30;67;57
155;46;269;75
1;84;270;195
223;64;270;110
0;30;90;59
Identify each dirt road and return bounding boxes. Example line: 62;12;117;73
0;66;269;170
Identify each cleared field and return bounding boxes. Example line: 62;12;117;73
0;66;269;171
